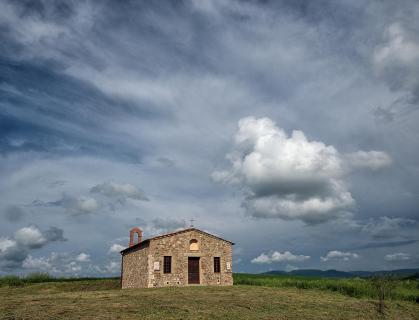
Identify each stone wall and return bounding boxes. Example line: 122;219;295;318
121;243;149;289
148;230;233;287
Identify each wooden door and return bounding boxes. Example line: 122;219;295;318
188;257;200;284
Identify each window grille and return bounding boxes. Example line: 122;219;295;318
163;256;172;273
214;257;221;273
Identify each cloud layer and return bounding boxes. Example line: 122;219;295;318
1;0;419;275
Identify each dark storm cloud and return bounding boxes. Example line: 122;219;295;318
48;180;66;188
156;157;176;168
151;218;186;232
3;205;26;222
0;59;158;162
352;240;419;250
371;21;419;122
43;226;66;242
361;217;418;240
1;0;419;274
30;195;99;215
273;0;419;123
90;182;149;202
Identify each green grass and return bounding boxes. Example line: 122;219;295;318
0;275;25;287
0;272;119;286
0;274;418;319
1;278;419;320
234;273;419;302
1;273;418;302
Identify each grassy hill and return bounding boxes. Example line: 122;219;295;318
234;273;419;302
1;274;418;319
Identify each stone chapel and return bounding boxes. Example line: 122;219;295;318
120;227;234;288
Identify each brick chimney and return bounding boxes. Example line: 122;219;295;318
129;227;142;247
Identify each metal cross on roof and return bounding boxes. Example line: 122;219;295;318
189;218;195;227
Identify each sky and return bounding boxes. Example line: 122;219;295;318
1;0;419;277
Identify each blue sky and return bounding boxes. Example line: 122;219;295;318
1;0;419;276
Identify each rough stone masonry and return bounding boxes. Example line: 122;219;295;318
120;227;234;289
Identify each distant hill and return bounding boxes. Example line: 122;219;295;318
262;270;287;275
403;272;419;280
353;269;419;278
289;269;354;278
262;268;419;278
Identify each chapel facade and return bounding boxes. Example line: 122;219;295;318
120;227;234;289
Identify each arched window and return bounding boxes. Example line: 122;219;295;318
189;239;199;251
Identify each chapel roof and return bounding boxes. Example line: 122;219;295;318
120;227;234;254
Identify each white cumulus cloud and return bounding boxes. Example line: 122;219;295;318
0;226;66;269
20;251;117;276
384;252;411;261
104;261;120;273
76;253;90;262
14;226;47;249
108;244;125;254
76;197;98;213
0;238;18;254
321;250;359;262
251;251;310;264
65;261;82;273
22;255;52;270
214;117;391;224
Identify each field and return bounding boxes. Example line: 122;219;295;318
234;273;419;302
0;274;418;320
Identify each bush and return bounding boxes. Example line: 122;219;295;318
0;275;24;287
25;272;54;283
371;276;397;313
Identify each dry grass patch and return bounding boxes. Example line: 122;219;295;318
1;279;418;320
